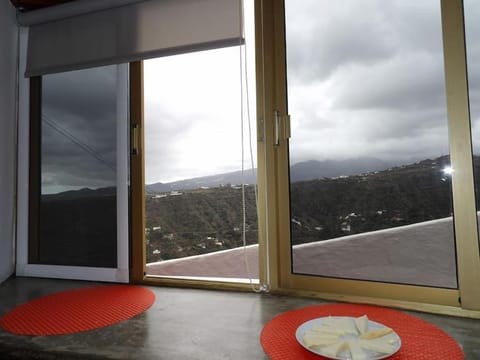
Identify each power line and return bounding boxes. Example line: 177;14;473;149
42;113;116;172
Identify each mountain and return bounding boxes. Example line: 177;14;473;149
289;157;394;182
146;169;257;193
146;157;394;193
42;186;116;200
41;155;464;263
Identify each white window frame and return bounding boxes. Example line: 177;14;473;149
16;28;130;283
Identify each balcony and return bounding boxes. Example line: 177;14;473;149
147;216;457;288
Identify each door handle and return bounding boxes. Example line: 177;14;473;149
132;124;140;155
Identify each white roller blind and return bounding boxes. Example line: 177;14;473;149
25;0;243;77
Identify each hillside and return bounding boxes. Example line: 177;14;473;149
39;155;477;264
145;155;463;262
146;185;258;262
290;156;454;245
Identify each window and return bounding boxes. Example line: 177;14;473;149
21;0;480;315
257;0;480;313
29;65;120;268
285;0;457;288
131;0;258;286
142;48;258;282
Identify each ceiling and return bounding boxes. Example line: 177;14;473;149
10;0;76;12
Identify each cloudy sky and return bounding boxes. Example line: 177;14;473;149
42;65;118;194
143;0;256;184
143;45;254;184
286;0;450;165
41;0;480;193
290;0;480;166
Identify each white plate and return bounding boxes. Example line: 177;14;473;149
295;316;401;360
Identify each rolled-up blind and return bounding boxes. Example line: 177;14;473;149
24;0;243;77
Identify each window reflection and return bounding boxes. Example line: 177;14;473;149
36;66;118;267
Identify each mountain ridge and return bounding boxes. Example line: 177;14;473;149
146;157;398;193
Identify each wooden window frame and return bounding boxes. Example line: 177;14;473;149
257;0;480;317
129;58;265;292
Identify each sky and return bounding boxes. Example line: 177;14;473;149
286;0;451;165
41;0;480;193
143;46;254;184
42;66;118;194
143;0;256;184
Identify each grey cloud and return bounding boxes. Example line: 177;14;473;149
143;103;229;184
285;0;444;84
285;0;461;167
41;66;118;193
289;106;449;166
286;1;395;82
331;53;446;111
43;65;117;121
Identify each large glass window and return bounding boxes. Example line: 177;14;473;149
285;0;457;288
142;2;257;282
31;65;118;267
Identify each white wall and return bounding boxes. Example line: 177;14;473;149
0;2;18;284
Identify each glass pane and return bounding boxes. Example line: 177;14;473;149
465;0;480;250
286;0;457;288
143;4;257;282
38;66;118;267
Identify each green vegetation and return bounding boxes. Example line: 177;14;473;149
290;156;454;245
146;185;257;262
146;155;465;262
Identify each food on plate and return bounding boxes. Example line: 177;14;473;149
354;314;369;334
321;340;348;357
337;317;359;335
299;315;400;358
359;327;393;340
303;331;340;348
347;339;368;360
359;335;398;354
311;324;346;336
321;316;358;335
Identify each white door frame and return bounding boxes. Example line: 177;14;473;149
15;27;129;283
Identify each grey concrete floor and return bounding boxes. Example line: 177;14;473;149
0;277;479;359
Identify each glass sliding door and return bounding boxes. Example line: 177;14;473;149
128;0;259;288
17;60;130;282
33;66;118;268
142;44;258;283
255;0;480;312
285;0;457;288
253;0;480;314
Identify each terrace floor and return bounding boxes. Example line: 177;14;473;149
1;277;480;359
147;217;457;288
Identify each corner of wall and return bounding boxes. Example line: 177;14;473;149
0;2;19;285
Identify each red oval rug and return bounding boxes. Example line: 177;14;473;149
260;303;464;360
0;285;155;336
